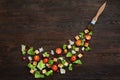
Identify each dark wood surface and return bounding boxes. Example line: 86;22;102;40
0;0;120;80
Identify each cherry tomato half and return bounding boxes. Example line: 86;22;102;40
43;58;48;63
85;34;91;40
70;55;77;62
51;65;58;71
34;55;40;61
75;40;82;46
55;48;62;54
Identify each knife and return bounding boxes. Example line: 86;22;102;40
91;1;107;25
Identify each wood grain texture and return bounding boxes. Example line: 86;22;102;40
0;0;120;80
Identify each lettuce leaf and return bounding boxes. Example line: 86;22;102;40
37;60;45;70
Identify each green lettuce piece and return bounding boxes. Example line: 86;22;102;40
81;40;84;46
34;71;45;78
27;47;35;55
43;52;49;57
45;70;53;76
68;64;72;71
27;63;36;69
62;44;67;49
85;47;91;51
79;32;84;35
37;60;45;70
89;31;93;36
73;60;82;64
61;59;67;65
66;52;72;57
48;60;54;65
21;44;26;55
72;45;76;50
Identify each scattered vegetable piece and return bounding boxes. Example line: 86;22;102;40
27;47;35;55
43;58;48;63
75;40;82;46
34;55;40;62
34;71;44;78
51;65;58;71
68;40;74;45
48;60;54;65
84;29;89;34
67;45;72;49
56;48;62;54
28;63;36;70
66;52;72;57
70;55;77;62
60;68;66;74
35;50;39;54
85;47;91;51
85;34;91;40
45;70;53;76
73;60;82;64
68;64;73;71
78;53;83;58
62;44;67;49
37;60;45;70
43;52;49;57
75;35;80;40
21;44;26;55
39;47;44;53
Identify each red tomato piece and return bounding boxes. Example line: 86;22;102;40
43;58;48;63
70;55;77;62
85;34;91;40
55;48;62;54
34;55;40;61
51;65;58;71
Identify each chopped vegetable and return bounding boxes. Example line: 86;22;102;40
67;45;72;49
34;55;40;62
60;68;66;74
34;71;44;78
73;60;82;64
56;48;62;54
51;65;58;71
39;47;44;53
21;44;26;55
66;52;72;57
68;40;74;45
35;50;39;54
78;53;83;58
28;56;32;61
43;58;48;63
27;63;36;70
84;29;89;34
85;34;91;40
68;64;72;71
75;40;82;46
50;50;54;55
45;70;53;76
72;45;76;50
71;50;76;54
30;69;35;74
37;60;45;70
48;60;54;65
43;52;49;57
89;31;93;36
85;47;91;51
62;44;67;49
75;35;80;40
70;55;77;62
27;47;35;55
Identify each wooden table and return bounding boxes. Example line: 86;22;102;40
0;0;120;80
